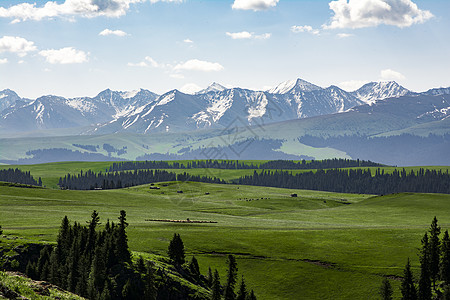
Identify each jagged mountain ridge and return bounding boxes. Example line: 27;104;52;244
0;78;432;135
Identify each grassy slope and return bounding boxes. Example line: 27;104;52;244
1;180;449;299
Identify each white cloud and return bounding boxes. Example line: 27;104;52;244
0;58;7;64
232;0;279;11
18;60;25;64
226;31;271;40
128;56;160;68
0;36;37;57
380;68;405;81
183;38;193;44
174;59;224;72
291;25;320;35
179;83;202;94
0;0;184;22
337;80;370;91
337;33;354;38
39;47;89;64
99;29;128;37
324;0;434;29
127;61;148;67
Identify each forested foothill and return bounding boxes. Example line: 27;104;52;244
0;212;256;300
108;158;383;172
237;168;450;195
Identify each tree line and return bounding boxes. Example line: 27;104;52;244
58;169;226;190
0;168;42;186
15;211;256;300
108;158;383;172
383;217;450;299
236;168;450;195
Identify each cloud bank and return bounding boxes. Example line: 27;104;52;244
232;0;279;11
0;0;183;22
39;47;89;64
324;0;433;29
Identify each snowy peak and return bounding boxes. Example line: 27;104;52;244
268;78;322;94
351;81;410;104
197;82;227;94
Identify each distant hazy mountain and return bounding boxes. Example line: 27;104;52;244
0;78;439;135
0;88;158;133
0;89;30;113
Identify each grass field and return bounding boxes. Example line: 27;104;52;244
1;176;450;299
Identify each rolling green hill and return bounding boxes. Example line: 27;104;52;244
1;179;449;299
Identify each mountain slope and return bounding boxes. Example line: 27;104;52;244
350;81;411;104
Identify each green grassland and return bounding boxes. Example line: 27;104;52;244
1;178;450;299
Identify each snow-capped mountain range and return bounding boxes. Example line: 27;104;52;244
0;78;447;135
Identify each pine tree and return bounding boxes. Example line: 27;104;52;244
428;216;441;288
418;233;432;300
115;210;131;263
401;258;417;300
189;256;200;279
236;276;247;300
211;269;222;300
442;230;450;284
144;262;157;300
247;290;257;300
224;254;238;300
168;233;185;265
208;267;214;288
379;278;393;300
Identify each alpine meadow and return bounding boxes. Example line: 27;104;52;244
1;0;450;299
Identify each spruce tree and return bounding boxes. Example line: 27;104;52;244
115;210;131;263
247;290;257;300
189;256;200;279
208;267;214;288
144;262;157;300
401;258;417;300
428;216;441;288
236;276;247;300
224;254;238;300
379;278;393;300
441;230;450;284
168;233;185;265
211;269;222;300
418;233;432;300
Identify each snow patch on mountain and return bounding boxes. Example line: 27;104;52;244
352;81;410;105
268;78;322;94
197;82;226;94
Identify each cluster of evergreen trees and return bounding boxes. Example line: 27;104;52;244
24;210;157;299
236;168;450;195
393;217;450;299
58;169;226;190
108;159;383;172
0;168;42;186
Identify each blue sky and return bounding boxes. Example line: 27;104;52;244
0;0;449;98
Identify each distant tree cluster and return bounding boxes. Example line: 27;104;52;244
0;168;42;186
72;144;99;152
58;169;225;190
103;144;127;156
237;168;450;195
396;217;450;299
108;158;383;172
